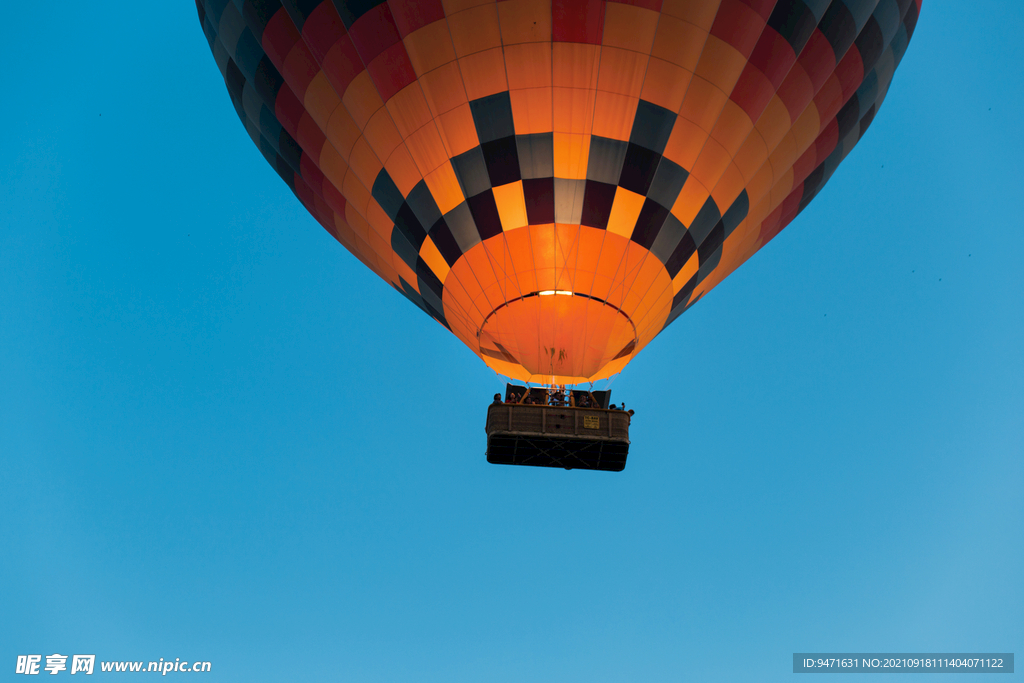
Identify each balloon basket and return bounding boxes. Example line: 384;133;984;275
485;404;630;472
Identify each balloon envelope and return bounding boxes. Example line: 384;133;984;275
197;0;921;384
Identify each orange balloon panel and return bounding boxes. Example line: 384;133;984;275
443;225;672;383
198;0;922;383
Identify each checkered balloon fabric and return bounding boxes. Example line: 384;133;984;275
197;0;921;383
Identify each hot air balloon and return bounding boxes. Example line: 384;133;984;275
197;0;920;469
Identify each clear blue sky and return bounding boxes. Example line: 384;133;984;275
1;3;1021;681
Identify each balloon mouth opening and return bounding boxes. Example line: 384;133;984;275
476;290;638;379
